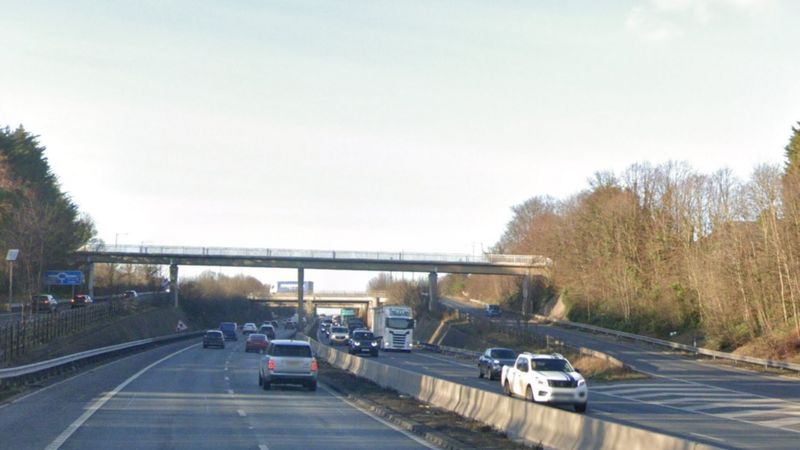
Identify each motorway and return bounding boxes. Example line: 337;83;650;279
0;327;437;450
429;297;800;449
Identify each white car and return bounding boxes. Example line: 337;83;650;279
242;323;258;335
501;353;588;412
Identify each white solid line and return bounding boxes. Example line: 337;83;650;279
411;351;476;370
224;376;230;381
320;384;440;450
45;343;199;450
258;445;270;450
237;409;246;417
691;432;726;443
227;389;234;395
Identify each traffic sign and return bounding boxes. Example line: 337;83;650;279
44;270;85;286
5;249;19;261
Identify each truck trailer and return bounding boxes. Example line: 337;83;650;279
369;305;414;351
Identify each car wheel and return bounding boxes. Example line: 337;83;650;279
575;402;587;413
525;385;535;402
262;380;271;391
489;371;496;381
478;366;484;379
203;344;207;349
258;374;263;386
503;381;512;396
308;381;317;392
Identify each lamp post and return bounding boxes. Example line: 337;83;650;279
6;249;19;315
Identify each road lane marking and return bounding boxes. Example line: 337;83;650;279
227;389;234;395
224;376;229;381
409;351;476;369
258;445;270;450
1;342;184;409
45;343;199;450
237;409;246;417
320;383;440;449
690;432;726;443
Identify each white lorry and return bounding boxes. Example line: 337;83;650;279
500;352;588;413
369;305;414;351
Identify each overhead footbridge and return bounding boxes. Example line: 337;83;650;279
73;244;551;316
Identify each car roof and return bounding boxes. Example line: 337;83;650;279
352;328;372;333
248;333;266;338
488;347;514;352
269;339;311;347
520;352;566;360
206;329;223;334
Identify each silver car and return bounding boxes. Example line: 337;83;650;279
328;326;349;345
258;340;318;391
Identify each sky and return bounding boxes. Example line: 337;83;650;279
1;0;799;290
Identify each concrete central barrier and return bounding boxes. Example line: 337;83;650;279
311;341;717;450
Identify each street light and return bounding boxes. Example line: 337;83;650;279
6;249;19;315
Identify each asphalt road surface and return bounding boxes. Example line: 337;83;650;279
430;297;800;449
1;328;438;450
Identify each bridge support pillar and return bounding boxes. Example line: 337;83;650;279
428;271;438;312
86;262;95;299
170;263;179;308
297;267;305;322
521;275;530;317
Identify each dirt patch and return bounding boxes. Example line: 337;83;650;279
11;306;194;365
319;362;537;450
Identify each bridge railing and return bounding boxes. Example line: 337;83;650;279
78;244;552;267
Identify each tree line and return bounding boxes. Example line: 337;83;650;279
0;126;95;307
463;124;800;352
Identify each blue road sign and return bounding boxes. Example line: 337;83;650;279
44;270;84;286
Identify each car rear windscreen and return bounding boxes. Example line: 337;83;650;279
272;345;312;357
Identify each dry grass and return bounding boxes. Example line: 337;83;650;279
570;355;647;382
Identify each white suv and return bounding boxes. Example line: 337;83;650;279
501;353;588;412
258;340;318;391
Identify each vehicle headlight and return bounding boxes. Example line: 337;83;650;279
352;341;361;346
370;342;378;346
578;379;586;387
538;379;547;385
492;359;500;365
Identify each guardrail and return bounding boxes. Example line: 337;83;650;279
0;330;203;387
536;314;800;372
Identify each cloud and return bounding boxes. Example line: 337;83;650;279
626;0;774;41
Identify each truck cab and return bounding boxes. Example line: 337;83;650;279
501;353;588;413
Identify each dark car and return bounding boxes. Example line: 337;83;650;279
32;294;58;313
245;333;269;353
345;318;366;332
123;290;138;299
219;322;238;341
485;304;502;317
478;347;517;380
348;329;379;356
71;294;93;308
203;330;225;349
259;324;276;340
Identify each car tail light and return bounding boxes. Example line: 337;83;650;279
311;359;318;372
268;359;275;370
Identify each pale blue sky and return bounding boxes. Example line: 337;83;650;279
1;0;798;289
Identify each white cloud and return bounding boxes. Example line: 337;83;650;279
627;0;774;41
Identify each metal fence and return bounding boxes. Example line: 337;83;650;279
0;295;166;366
